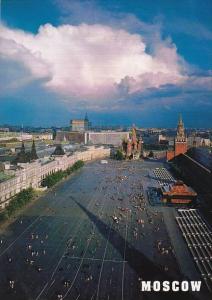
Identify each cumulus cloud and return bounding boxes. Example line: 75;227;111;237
56;0;161;36
0;23;188;101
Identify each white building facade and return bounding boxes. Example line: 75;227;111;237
0;146;110;209
85;131;129;146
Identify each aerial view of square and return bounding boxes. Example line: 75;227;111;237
0;1;212;300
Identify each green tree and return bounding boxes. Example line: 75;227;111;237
115;149;124;160
42;160;84;187
0;188;35;221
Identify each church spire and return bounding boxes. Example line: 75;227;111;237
84;112;88;121
13;141;30;164
176;113;185;140
30;139;38;160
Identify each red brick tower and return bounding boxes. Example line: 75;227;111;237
166;114;188;161
174;114;187;156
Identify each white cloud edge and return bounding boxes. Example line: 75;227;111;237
0;22;211;107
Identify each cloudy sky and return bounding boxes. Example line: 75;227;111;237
0;0;212;127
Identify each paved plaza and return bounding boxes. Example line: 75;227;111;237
0;159;210;300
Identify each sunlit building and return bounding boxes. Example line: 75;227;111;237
85;131;129;146
70;113;91;132
166;114;188;161
161;181;197;204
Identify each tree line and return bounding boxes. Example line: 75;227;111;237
0;187;35;222
41;160;84;188
0;160;85;223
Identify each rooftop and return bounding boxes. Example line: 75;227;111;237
162;180;197;196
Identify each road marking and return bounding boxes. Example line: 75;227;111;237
0;190;70;257
35;282;48;300
90;293;95;300
49;279;55;288
36;199;97;299
96;218;113;300
50;194;104;282
63;237;93;299
0;216;40;258
62;193;113;299
64;256;127;263
122;211;128;300
35;182;109;299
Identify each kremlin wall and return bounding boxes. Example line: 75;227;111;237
165;115;212;208
171;153;212;209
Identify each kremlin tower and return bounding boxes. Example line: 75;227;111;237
166;114;187;161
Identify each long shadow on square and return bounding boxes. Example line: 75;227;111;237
75;201;204;300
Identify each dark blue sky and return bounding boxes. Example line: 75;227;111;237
0;0;212;127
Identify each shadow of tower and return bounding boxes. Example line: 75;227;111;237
75;201;201;300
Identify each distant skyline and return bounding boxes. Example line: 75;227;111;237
0;0;212;127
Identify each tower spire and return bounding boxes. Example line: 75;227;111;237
166;113;188;161
84;112;88;121
30;139;38;160
176;113;185;140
